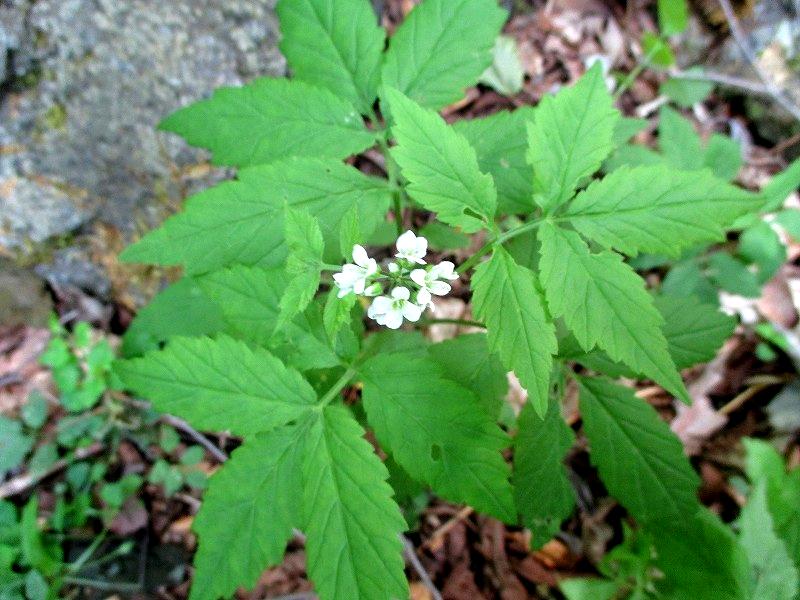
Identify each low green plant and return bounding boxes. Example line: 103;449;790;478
111;0;797;598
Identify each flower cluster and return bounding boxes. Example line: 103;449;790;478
333;230;458;329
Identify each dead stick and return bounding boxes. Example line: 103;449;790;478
0;443;104;499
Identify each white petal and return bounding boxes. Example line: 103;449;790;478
402;302;423;322
353;278;366;295
383;310;404;329
365;259;379;276
391;286;410;300
414;236;428;258
364;282;382;297
352;245;370;267
388;262;399;273
369;296;392;316
429;281;451;296
396;230;416;254
417;288;432;306
435;261;458;280
337;288;351;298
410;269;427;287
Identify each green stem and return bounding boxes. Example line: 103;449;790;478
417;318;486;329
67;529;107;574
377;135;404;236
457;219;547;275
318;366;359;408
613;37;665;102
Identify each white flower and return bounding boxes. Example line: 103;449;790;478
332;244;379;298
410;261;458;301
367;286;423;329
395;230;428;265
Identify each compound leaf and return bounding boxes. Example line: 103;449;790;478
360;352;515;522
121;158;391;274
578;377;700;522
386;87;496;232
114;335;316;436
514;401;576;548
565;165;759;257
160;78;375;166
527;64;619;213
302;406;408;600
190;422;307;600
539;222;688;402
453;108;536;214
472;246;556;416
279;209;325;326
381;0;506;110
276;0;384;114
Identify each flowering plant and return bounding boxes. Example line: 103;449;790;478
109;0;788;598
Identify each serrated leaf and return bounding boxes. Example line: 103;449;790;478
514;401;575;548
279;209;325;326
565;165;759;257
0;417;33;478
386;87;496;232
612;116;649;147
197;265;286;345
472;246;556;415
121;278;225;358
114;335;315;436
360;352;515;522
302;405;408;600
526;63;619;213
578;377;700;522
761;157;800;213
739;483;799;600
539;222;688;401
323;288;357;342
159;78;375;167
660;75;714;108
656;295;735;369
381;0;506;110
659;105;703;170
276;0;384;114
651;508;751;600
703;133;743;181
429;333;508;418
453;108;536;214
190;422;307;600
121;158;391;274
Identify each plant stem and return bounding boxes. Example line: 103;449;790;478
457;218;547;275
376;135;405;235
613;37;665;102
67;529;108;574
318;366;358;408
417;318;486;329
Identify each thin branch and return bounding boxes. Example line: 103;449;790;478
0;443;104;499
669;69;773;97
402;535;443;600
717;0;800;122
160;414;228;463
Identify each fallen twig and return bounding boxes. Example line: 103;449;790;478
402;535;443;600
160;414;228;464
0;443;104;499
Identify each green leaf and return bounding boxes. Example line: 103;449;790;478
514;401;575;548
559;578;617;600
114;335;316;437
479;35;524;96
611;116;649;147
577;377;700;522
761;157;800;212
21;393;48;430
121;158;391;274
651;508;751;600
539;223;688;401
279;208;325;326
471;246;556;415
658;0;688;35
453;107;536;214
302;405;408;600
381;0;506;110
642;31;674;66
429;333;508;418
360;352;515;522
20;497;60;577
526;63;619;213
197;266;286;345
121;278;225;357
323;288;358;342
739;483;799;600
661;75;714;109
190;422;307;600
603;143;663;172
0;417;33;478
703;133;743;181
386;87;496;232
565;165;759;257
708;252;762;298
661;259;719;305
739;221;786;283
659;105;703;170
419;222;470;251
654;295;736;369
159;78;375;167
276;0;384;114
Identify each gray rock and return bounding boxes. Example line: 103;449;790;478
0;0;285;253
